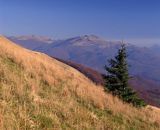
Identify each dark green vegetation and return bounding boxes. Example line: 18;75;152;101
104;44;146;107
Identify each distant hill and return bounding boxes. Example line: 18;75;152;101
150;44;160;55
8;35;53;50
1;36;160;129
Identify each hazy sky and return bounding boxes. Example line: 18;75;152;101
0;0;160;45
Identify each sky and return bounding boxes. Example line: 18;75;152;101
0;0;160;46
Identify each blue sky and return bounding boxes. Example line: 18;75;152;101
0;0;160;45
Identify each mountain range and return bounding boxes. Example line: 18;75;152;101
9;35;160;81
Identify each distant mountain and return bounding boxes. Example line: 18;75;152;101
150;44;160;55
32;35;160;83
129;76;160;107
34;35;124;70
8;35;53;50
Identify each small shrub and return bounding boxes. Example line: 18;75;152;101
33;114;54;129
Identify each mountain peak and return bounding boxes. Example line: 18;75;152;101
78;35;105;42
61;35;125;48
81;35;102;40
63;35;107;46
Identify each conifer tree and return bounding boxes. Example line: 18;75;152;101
104;44;146;107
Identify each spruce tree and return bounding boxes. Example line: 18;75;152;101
104;44;146;107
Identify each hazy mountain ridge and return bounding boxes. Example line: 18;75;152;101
11;35;160;81
8;35;53;50
9;35;54;43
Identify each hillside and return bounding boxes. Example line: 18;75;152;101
0;36;160;130
54;58;160;107
54;57;105;85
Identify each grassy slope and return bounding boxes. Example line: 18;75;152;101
0;36;160;130
55;58;160;107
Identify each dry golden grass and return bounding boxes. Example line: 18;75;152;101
0;36;160;130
